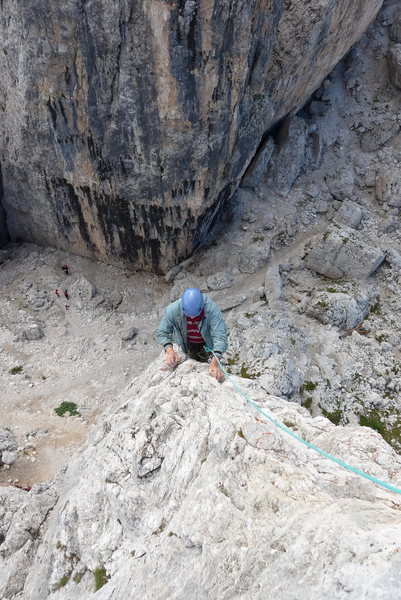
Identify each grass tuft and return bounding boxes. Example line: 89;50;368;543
54;401;79;417
54;574;70;590
94;568;108;591
321;407;343;426
300;381;317;393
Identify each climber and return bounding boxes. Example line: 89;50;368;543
156;287;228;382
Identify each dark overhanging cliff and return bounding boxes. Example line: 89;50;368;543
0;0;383;272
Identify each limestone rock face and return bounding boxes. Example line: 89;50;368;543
0;484;58;599
0;1;383;271
11;360;401;600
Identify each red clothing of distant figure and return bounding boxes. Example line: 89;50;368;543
62;264;69;275
63;290;69;299
186;308;205;345
55;289;60;297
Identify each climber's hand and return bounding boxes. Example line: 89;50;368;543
209;357;225;383
165;347;179;368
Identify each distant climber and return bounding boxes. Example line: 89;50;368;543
55;289;60;297
63;290;69;299
61;264;70;275
156;288;228;382
64;303;69;310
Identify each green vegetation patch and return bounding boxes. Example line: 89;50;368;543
370;297;381;315
226;354;239;366
359;409;401;450
240;365;260;379
321;407;343;426
303;397;313;410
53;573;71;591
9;365;23;374
300;381;317;393
54;401;79;417
94;568;108;591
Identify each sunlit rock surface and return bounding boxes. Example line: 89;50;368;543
3;359;399;600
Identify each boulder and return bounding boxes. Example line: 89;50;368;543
119;327;139;342
304;291;369;330
23;324;44;341
306;227;385;280
333;199;363;228
1;450;18;466
206;272;234;291
375;167;401;207
325;167;355;201
74;278;97;300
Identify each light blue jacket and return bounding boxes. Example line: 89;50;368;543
156;296;228;356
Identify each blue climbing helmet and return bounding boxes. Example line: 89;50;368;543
181;288;204;317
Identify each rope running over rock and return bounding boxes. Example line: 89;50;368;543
205;347;401;496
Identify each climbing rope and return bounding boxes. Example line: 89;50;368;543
205;347;401;496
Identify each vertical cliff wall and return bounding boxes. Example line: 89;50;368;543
0;0;383;271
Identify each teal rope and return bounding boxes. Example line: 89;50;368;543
206;347;401;496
